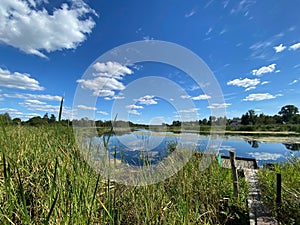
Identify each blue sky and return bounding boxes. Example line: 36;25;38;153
0;0;300;124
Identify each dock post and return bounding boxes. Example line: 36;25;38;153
276;173;281;206
229;150;239;197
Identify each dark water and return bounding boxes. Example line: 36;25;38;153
97;130;300;167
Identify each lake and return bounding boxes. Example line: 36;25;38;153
95;129;300;167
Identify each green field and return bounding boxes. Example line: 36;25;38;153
0;125;250;224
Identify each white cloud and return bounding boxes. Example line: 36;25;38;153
261;81;270;85
227;78;260;90
126;104;144;115
77;105;97;111
0;0;97;58
77;61;133;97
0;107;40;120
243;93;276;101
248;152;283;161
19;101;73;118
177;108;199;113
24;99;46;105
207;103;231;109
185;9;197;18
219;28;227;35
0;108;18;112
126;104;144;109
230;0;256;15
206;27;213;35
2;93;61;101
252;64;276;76
289;79;299;85
191;94;211;100
249;34;283;59
93;62;133;79
97;111;108;116
223;0;230;8
289;42;300;51
0;67;44;90
180;95;191;99
136;95;158;105
273;44;286;53
104;94;125;101
128;109;140;115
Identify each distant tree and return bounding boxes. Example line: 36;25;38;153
241;112;250;125
49;114;56;124
0;113;12;125
172;120;181;127
248;110;256;125
43;113;49;123
208;116;216;125
278;105;299;123
27;116;47;126
241;110;257;125
202;118;208;125
12;118;21;125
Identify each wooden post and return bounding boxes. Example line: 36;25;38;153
276;173;281;206
229;150;239;197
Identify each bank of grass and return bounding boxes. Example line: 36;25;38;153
0;125;249;224
258;158;300;224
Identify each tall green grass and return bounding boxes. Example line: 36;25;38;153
258;158;300;225
0;125;248;224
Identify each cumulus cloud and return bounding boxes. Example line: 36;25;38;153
207;103;231;109
92;62;133;78
20;100;73;118
125;104;144;115
0;108;19;113
136;95;158;105
252;64;276;76
128;109;141;115
2;93;61;101
191;94;211;100
77;61;133;97
243;93;276;101
289;42;300;51
126;104;144;109
227;78;260;91
97;111;108;116
0;0;97;58
273;44;286;53
24;99;46;105
0;67;44;90
77;105;97;111
0;107;40;119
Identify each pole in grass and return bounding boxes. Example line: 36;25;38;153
58;95;64;122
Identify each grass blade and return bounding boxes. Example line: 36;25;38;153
44;193;59;225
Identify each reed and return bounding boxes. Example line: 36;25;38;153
0;125;249;224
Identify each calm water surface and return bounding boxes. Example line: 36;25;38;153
98;130;300;167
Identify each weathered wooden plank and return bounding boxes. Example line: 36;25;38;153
221;156;258;169
244;169;278;225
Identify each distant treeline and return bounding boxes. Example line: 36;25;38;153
1;105;300;130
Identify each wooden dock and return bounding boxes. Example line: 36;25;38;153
244;169;278;225
221;155;278;225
